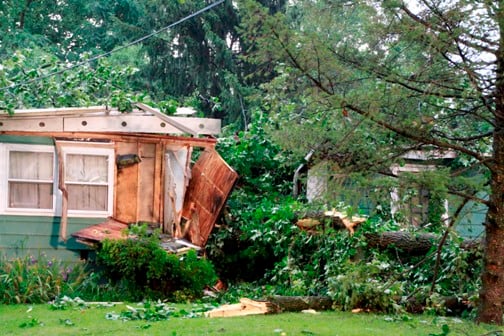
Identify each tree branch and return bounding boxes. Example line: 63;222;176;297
429;196;471;295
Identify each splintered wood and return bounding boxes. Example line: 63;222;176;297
205;298;278;318
296;209;367;234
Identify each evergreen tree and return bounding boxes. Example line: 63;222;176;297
241;0;504;324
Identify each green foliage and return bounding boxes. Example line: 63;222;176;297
95;225;217;302
105;301;214;321
328;260;403;313
0;48;141;112
0;253;88;304
207;111;301;282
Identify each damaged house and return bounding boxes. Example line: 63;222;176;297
0;103;237;261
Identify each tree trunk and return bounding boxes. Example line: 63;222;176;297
477;134;504;324
267;295;334;312
365;231;437;255
478;27;504;324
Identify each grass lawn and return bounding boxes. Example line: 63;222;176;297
0;302;502;336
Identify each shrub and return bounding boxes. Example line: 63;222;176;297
95;225;217;302
0;253;88;304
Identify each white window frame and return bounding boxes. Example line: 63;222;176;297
58;142;115;218
390;163;449;225
0;144;58;216
0;142;115;218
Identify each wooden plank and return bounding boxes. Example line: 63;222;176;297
71;218;129;242
0;131;218;148
135;102;197;136
0;118;63;132
138;143;156;222
152;143;164;224
114;142;139;223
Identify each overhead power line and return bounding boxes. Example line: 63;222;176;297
0;0;225;93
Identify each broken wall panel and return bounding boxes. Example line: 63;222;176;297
182;149;238;246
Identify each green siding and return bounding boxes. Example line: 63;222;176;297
0;215;105;261
0;135;54;145
0;137;103;261
455;201;487;239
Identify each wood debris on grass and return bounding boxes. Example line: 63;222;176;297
205;296;333;318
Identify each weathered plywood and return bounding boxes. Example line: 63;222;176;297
182;149;238;246
114;142;139;223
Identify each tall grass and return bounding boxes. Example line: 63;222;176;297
0;253;88;304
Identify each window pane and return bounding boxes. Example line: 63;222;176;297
9;151;53;180
67;185;108;211
66;154;108;183
8;182;53;209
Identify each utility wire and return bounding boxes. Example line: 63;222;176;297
0;0;225;93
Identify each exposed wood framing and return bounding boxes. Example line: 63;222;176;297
153;143;164;224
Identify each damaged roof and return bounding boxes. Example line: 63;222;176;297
0;103;221;136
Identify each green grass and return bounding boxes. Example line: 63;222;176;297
0;303;501;336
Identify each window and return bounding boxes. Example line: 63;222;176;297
3;144;56;214
60;144;115;217
0;142;114;217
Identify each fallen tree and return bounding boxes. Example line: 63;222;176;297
364;231;438;255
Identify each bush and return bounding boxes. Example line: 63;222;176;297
95;225;217;302
0;253;88;304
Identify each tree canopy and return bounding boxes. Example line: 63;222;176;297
240;0;504;324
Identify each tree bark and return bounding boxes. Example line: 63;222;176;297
365;231;437;255
477;10;504;323
267;295;334;312
477;133;504;324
